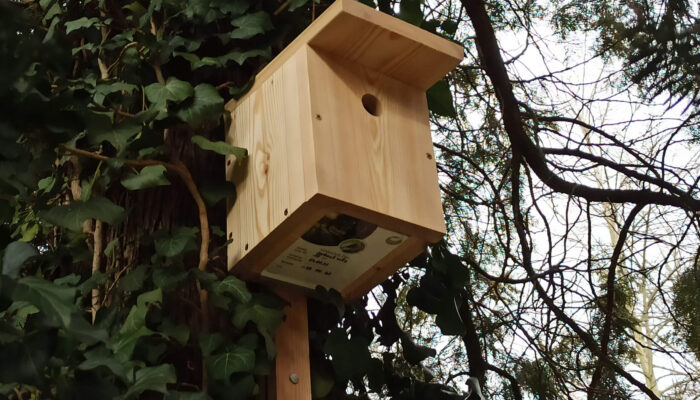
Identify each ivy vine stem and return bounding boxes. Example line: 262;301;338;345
59;145;212;350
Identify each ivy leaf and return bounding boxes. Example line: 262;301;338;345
0;331;54;387
427;79;456;118
38;196;125;231
398;0;422;26
323;328;372;380
2;241;37;278
289;0;309;12
85;111;142;150
400;332;436;364
159;319;190;345
153;227;199;258
191;135;247;162
200;181;236;206
212;276;251;303
145;77;194;106
441;19;459;36
125;364;176;398
78;346;128;380
219;48;271;65
174;52;221;70
65;17;99;34
233;299;283;357
199;332;225;357
165;392;211;400
217;0;249;15
111;289;162;358
174;84;224;125
66;312;109;345
94;81;138;105
13;276;76;327
230;11;273;39
121;165;171;190
311;366;334;398
207;347;256;380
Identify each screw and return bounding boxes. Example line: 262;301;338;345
289;373;299;384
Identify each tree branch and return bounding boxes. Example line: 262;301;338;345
462;0;700;212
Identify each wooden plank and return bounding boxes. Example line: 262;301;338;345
306;48;447;236
273;288;311;400
226;50;315;275
308;1;463;90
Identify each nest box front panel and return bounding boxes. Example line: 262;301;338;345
305;48;445;237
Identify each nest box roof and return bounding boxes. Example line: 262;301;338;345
255;0;463;90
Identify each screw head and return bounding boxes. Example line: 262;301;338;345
289;373;299;384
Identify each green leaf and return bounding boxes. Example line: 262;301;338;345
159;319;190;345
233;299;283;357
199;332;224;357
212;275;251;303
398;0;423;26
191;136;247;164
323;328;372;380
400;332;436;364
174;84;224;125
200;181;236;206
121;165;171;190
94;81;138;104
118;265;149;291
2;241;37;278
217;0;249;15
13;276;76;327
311;366;334;398
67;312;109;345
154;227;198;257
85;112;142;150
426;79;456;118
65;17;99;34
0;331;53;387
230;11;273;39
219;48;271;65
441;19;459;36
152;267;189;289
19;223;39;242
207;347;256;380
144;77;194;106
174;52;221;70
289;0;309;12
78;346;128;380
111;289;161;358
125;364;176;398
104;238;120;257
165;392;211;400
38;196;125;231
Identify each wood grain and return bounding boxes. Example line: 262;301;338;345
226;0;459;298
273;288;311;400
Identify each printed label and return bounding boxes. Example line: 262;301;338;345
262;213;406;290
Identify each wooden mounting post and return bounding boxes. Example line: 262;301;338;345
272;287;311;400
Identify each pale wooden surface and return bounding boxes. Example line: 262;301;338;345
273;288;312;400
307;48;446;237
226;49;316;274
226;0;459;298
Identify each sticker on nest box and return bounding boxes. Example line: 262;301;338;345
262;213;407;290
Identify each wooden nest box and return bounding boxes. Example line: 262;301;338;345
225;0;462;300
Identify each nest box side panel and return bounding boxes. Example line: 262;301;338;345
225;49;317;277
306;48;446;239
